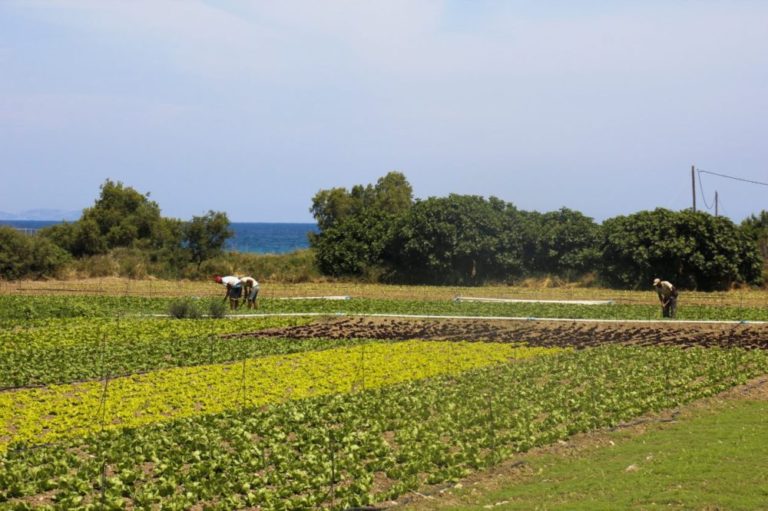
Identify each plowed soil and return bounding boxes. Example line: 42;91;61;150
226;317;768;350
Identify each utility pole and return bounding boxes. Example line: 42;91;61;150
691;165;697;212
715;191;719;217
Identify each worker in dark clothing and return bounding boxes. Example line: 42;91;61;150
653;278;678;318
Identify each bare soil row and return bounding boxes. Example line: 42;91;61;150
227;316;768;350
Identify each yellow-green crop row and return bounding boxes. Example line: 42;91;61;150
0;341;561;450
0;316;311;351
0;316;325;389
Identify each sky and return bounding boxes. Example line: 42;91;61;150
1;0;767;223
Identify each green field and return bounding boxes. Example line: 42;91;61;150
1;293;768;509
2;294;767;322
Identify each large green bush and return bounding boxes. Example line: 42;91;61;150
521;208;601;278
308;175;764;289
312;209;396;277
0;226;70;279
33;180;232;278
601;208;762;290
388;195;525;284
309;172;413;278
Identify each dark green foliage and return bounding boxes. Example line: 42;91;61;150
389;195;524;284
741;210;768;263
309;172;764;288
81;179;170;252
183;210;233;269
310;172;413;277
310;171;412;232
313;209;397;277
522;208;601;278
0;226;70;279
40;219;107;257
741;211;768;283
38;179;184;260
32;181;232;278
601;208;762;290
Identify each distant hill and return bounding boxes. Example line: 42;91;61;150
0;209;81;221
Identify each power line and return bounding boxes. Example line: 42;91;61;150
696;171;715;210
696;169;768;187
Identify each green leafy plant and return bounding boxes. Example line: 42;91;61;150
167;298;202;319
206;298;227;319
2;344;766;509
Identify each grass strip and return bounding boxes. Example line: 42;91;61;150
431;395;768;510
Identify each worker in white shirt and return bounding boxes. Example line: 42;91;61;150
239;276;260;309
653;278;678;318
214;275;243;310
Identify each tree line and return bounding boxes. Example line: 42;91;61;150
0;180;232;280
310;172;766;291
3;175;766;290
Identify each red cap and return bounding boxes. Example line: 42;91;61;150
213;275;222;283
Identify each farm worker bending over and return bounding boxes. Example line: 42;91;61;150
239;276;260;309
653;278;678;318
214;275;243;310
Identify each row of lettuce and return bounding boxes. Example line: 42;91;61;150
1;341;552;449
0;316;327;389
2;295;768;323
1;345;767;509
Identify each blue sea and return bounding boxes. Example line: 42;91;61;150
225;222;318;254
0;220;318;254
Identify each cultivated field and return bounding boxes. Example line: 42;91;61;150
2;277;768;307
1;283;767;510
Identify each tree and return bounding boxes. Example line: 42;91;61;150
81;179;166;250
312;209;398;277
600;208;762;290
0;227;70;279
40;219;106;257
310;187;356;232
310;172;414;277
310;171;413;231
388;195;524;284
741;211;768;260
370;172;413;213
524;208;601;278
41;179;170;256
183;211;233;269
